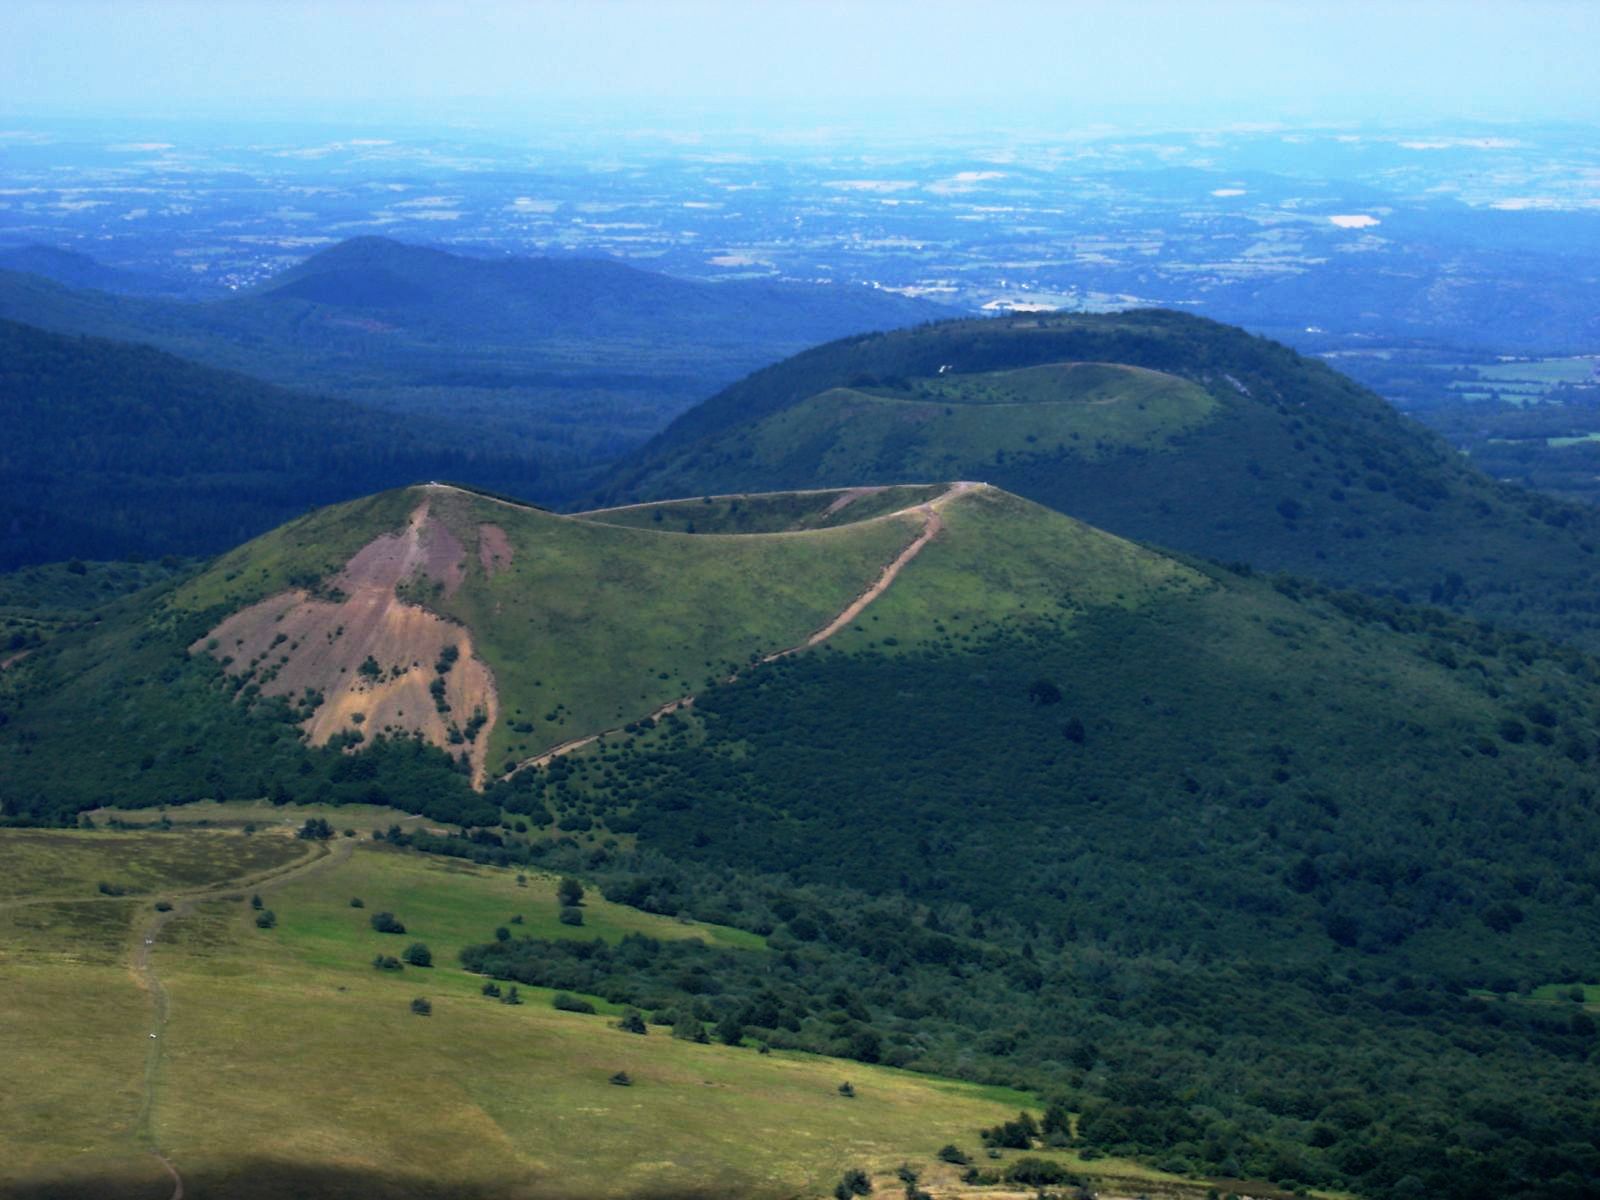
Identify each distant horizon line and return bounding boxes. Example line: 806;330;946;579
3;105;1596;137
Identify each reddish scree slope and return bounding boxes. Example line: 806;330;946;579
197;501;503;786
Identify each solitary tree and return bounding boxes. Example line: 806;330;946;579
403;942;433;968
558;877;585;907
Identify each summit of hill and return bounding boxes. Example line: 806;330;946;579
598;308;1600;648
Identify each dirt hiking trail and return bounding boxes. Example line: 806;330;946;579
128;833;357;1200
505;482;980;779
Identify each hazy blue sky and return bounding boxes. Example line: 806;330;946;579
5;0;1597;128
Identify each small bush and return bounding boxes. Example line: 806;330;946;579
254;909;277;929
481;980;502;998
672;1013;709;1043
370;911;406;934
500;985;523;1005
558;906;584;926
349;897;364;908
372;954;403;971
833;1168;872;1199
609;1070;633;1086
937;1145;971;1166
403;942;433;968
838;1081;856;1098
981;1112;1039;1150
154;900;173;913
558;877;585;906
553;992;596;1014
617;1008;648;1035
1005;1157;1073;1187
410;997;432;1016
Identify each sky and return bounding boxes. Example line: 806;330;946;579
4;0;1598;129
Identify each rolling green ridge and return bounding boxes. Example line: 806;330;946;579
0;243;181;297
0;236;941;496
3;483;1600;1197
0;319;543;568
577;484;950;534
599;309;1600;651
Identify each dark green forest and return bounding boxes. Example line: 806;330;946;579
0;319;543;567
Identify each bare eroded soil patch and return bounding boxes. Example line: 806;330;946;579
196;502;497;784
477;522;513;578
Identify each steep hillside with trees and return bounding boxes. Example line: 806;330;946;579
600;310;1600;649
0;238;943;494
0;319;539;567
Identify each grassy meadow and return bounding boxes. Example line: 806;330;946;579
691;362;1218;489
576;483;949;534
0;821;1218;1200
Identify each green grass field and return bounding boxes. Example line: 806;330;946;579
709;363;1219;486
576;484;948;534
1474;358;1599;386
825;485;1208;652
0;821;1218;1200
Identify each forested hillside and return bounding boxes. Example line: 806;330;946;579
3;483;1599;1199
0;320;540;567
600;310;1600;650
0;238;942;493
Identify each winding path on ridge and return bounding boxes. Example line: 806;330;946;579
127;833;358;1199
504;481;980;780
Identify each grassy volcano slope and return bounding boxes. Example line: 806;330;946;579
0;824;1193;1200
525;517;1600;1200
0;319;544;568
1;482;968;817
176;480;1172;783
600;309;1600;650
574;483;950;534
664;362;1218;487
